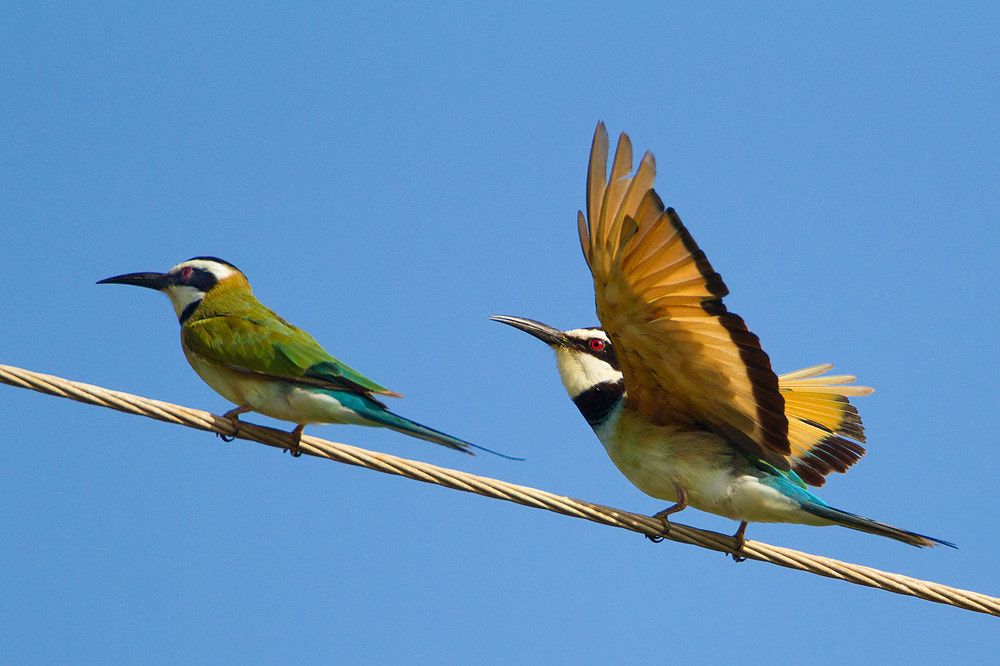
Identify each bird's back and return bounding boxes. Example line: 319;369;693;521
182;287;397;397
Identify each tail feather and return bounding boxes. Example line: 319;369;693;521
800;502;955;548
778;365;873;487
326;390;521;459
375;409;523;460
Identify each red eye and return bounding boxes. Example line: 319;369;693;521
180;267;193;281
590;339;605;351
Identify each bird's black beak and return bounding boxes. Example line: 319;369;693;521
490;315;568;347
97;271;171;291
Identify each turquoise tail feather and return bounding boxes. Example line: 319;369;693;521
798;502;955;548
758;465;954;548
375;408;523;460
334;391;522;459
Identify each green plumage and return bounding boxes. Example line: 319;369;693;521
97;256;523;458
182;286;398;397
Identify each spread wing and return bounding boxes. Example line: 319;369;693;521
779;364;872;487
577;123;789;468
182;310;401;399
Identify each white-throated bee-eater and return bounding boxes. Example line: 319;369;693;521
492;123;952;548
99;256;507;457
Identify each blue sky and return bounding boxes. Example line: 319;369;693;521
3;2;999;662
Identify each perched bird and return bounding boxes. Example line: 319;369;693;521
492;123;952;548
99;256;504;457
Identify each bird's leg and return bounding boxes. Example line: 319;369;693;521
652;485;689;521
729;521;748;563
284;424;305;457
218;404;252;442
647;485;688;543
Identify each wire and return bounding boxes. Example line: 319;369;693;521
2;362;996;617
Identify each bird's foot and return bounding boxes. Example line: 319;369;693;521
728;521;748;563
218;404;252;442
646;510;675;543
284;424;305;457
647;485;688;543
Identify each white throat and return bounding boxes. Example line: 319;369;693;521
554;347;622;398
163;285;205;319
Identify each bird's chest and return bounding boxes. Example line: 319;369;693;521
183;347;261;406
595;411;739;512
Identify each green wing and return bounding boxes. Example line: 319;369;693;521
182;309;400;397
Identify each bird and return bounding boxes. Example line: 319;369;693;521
492;123;952;550
99;256;509;458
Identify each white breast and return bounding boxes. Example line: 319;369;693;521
593;411;824;525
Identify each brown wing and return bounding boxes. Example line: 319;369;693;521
578;122;790;468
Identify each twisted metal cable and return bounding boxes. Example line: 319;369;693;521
2;362;996;617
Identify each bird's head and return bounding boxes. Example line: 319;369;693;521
490;315;623;399
98;256;249;323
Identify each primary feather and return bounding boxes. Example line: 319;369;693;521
581;123;791;469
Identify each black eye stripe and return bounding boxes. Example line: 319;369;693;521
175;267;219;292
571;335;620;371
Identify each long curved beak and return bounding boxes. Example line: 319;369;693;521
490;315;568;347
97;271;171;291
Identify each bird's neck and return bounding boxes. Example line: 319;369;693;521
571;380;625;427
181;287;274;325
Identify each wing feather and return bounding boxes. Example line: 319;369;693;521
581;124;790;467
182;310;400;398
578;123;875;481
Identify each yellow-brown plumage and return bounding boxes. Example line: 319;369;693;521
494;126;953;545
778;365;872;486
579;123;871;483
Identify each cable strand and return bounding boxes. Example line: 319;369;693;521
2;362;996;617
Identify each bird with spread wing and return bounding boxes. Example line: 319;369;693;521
493;123;952;550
